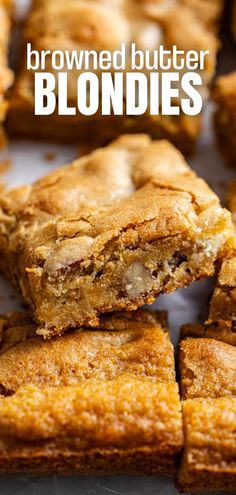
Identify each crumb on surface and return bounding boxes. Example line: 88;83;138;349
44;152;56;162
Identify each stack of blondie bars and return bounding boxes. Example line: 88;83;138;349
0;134;235;490
0;0;236;493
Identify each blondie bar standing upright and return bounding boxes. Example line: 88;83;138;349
0;135;234;338
178;325;236;492
178;165;236;489
7;0;223;153
0;309;183;475
208;181;236;326
178;180;236;492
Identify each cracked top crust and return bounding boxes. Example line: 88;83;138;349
0;135;233;278
0;309;175;392
0;309;183;458
0;134;232;236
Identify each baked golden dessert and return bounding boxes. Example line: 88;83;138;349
208;181;236;326
213;71;236;166
0;0;13;139
0;309;183;475
208;256;236;325
178;325;236;492
182;0;224;33
181;320;236;346
0;134;234;338
7;0;220;154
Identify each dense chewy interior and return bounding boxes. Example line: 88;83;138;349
34;233;221;335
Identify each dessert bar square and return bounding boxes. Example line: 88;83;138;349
0;0;13;136
178;325;236;492
7;0;220;154
213;71;236;166
0;135;234;337
0;309;183;476
180;398;236;492
208;181;236;325
208;256;236;324
179;325;236;400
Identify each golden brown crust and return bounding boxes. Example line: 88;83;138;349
0;309;176;392
0;135;234;337
178;325;236;492
213;71;236;166
208;256;236;324
0;381;181;449
0;309;183;476
179;398;236;492
181;321;236;346
7;0;219;152
208;180;236;326
0;381;183;475
179;334;236;400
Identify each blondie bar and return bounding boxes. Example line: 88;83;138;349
213;71;236;166
208;256;236;324
178;325;236;492
208;181;236;325
0;309;183;475
0;135;234;337
7;0;220;154
0;0;13;139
